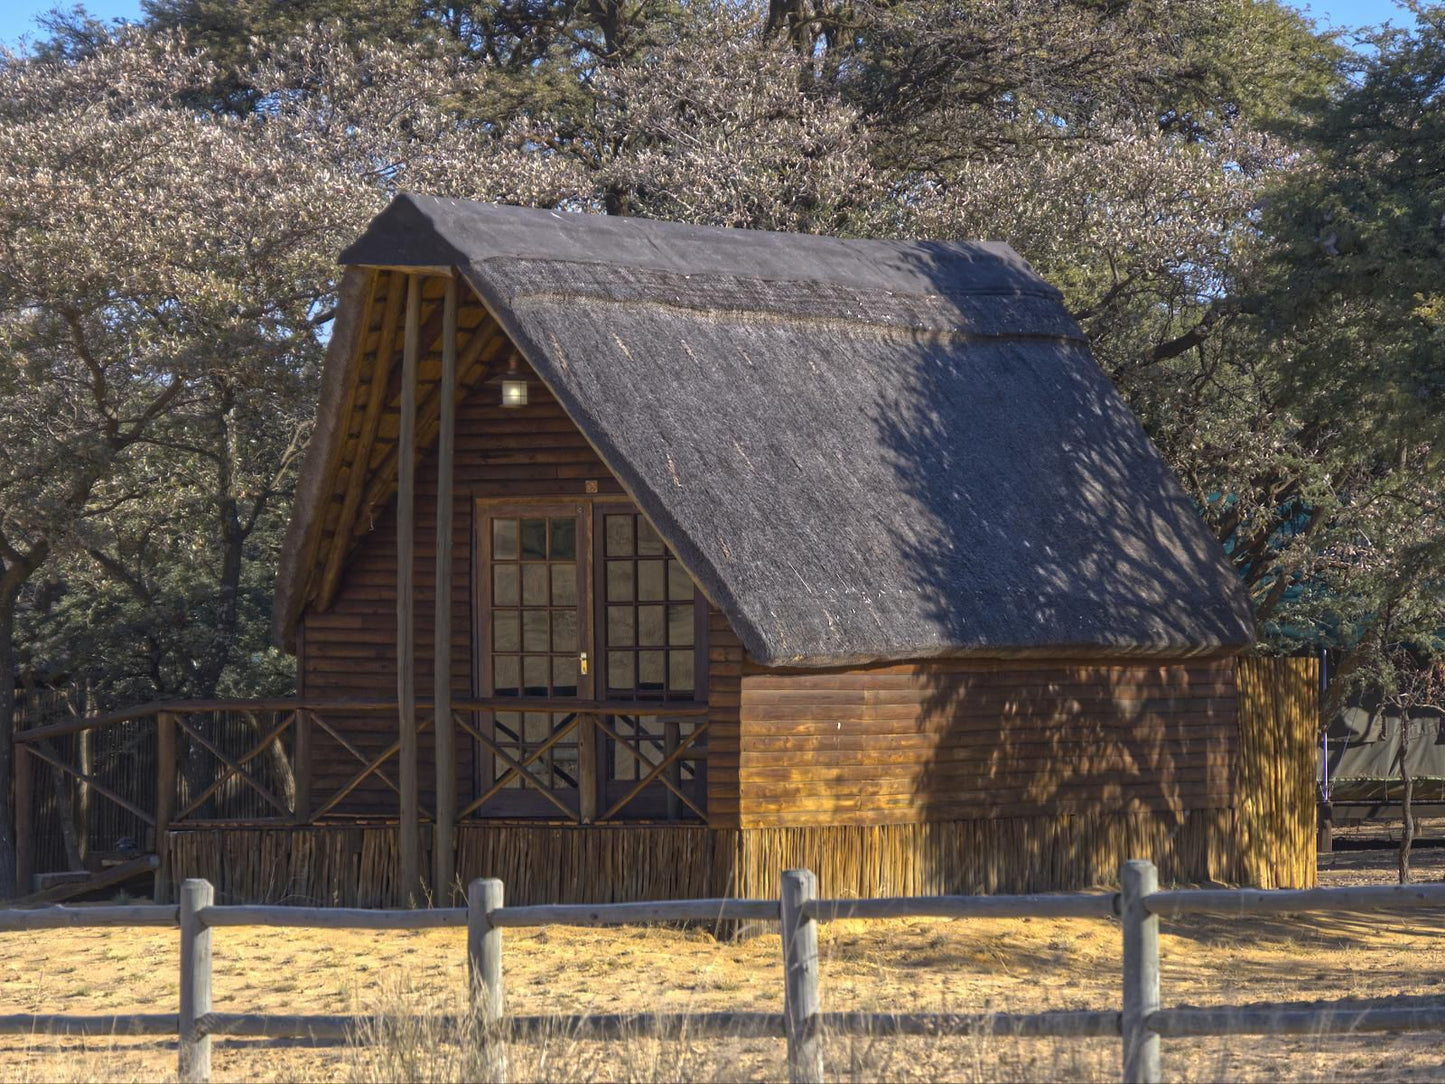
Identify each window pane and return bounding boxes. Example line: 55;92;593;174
521;563;548;606
638;651;665;690
551;564;578;607
552;609;578;653
638;560;665;601
552;745;578;784
493;565;519;607
520;518;547;560
522;610;549;652
550;518;576;560
607;606;635;647
606;561;634;602
668;605;694;647
492;656;519;696
608;651;635;689
667;560;693;601
637;518;665;556
524;712;551;743
492;519;518;560
523;655;549;695
605;514;634;557
552;656;579;696
638;605;665;647
492;612;520;652
670;651;695;692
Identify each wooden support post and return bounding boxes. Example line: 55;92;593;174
780;868;823;1084
1122;859;1162;1084
292;710;312;826
468;877;506;1081
664;719;680;821
398;273;420;904
578;715;598;824
155;713;176;903
14;744;33;895
178;878;214;1083
433;275;458;902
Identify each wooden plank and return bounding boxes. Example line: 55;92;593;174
24;743;155;827
468;878;504;1025
172;714;292;821
293;710;313;825
1122;860;1161;1084
808;891;1116;922
0;898;175;930
178;879;214;1083
291;269;380;618
1146;880;1445;916
155;713;176;900
578;715;599;824
0;1014;178;1036
199;904;465;928
490;897;779;927
780;869;823;1084
316;272;406;610
433;274;458;901
14;745;32;894
397;272;421;903
1150;1004;1445;1037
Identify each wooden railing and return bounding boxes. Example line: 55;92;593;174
4;862;1445;1083
13;697;710;895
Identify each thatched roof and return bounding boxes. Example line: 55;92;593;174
276;194;1254;666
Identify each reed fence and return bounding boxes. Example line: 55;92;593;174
3;861;1445;1084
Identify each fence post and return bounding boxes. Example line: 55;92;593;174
468;877;505;1019
468;877;506;1081
1121;859;1161;1084
780;868;823;1084
14;743;33;895
155;713;176;902
179;878;214;1083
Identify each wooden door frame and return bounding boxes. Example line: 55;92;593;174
471;498;594;812
468;494;710;819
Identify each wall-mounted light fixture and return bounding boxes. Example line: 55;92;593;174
500;356;528;409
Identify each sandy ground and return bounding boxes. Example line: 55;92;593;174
2;837;1444;1082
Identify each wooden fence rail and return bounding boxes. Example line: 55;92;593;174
3;863;1445;1084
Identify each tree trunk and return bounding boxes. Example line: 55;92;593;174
181;398;294;812
0;593;18;897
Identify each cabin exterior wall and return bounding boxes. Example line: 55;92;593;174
298;374;626;813
729;657;1238;829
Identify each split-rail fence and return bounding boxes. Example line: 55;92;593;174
3;861;1444;1084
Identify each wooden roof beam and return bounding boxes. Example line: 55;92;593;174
312;271;407;611
351;322;508;537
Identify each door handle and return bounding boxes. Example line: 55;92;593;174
580;652;589;676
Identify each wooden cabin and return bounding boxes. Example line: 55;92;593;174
162;194;1317;905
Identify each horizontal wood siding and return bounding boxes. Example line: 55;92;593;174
299;366;622;814
705;612;744;828
733;658;1239;828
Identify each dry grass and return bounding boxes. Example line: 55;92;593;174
2;843;1443;1082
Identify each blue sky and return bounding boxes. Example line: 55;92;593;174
0;0;1422;48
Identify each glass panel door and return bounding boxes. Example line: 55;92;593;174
478;505;589;816
594;505;708;818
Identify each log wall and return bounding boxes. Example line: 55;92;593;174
731;658;1238;828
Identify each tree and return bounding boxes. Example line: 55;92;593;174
0;27;499;891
